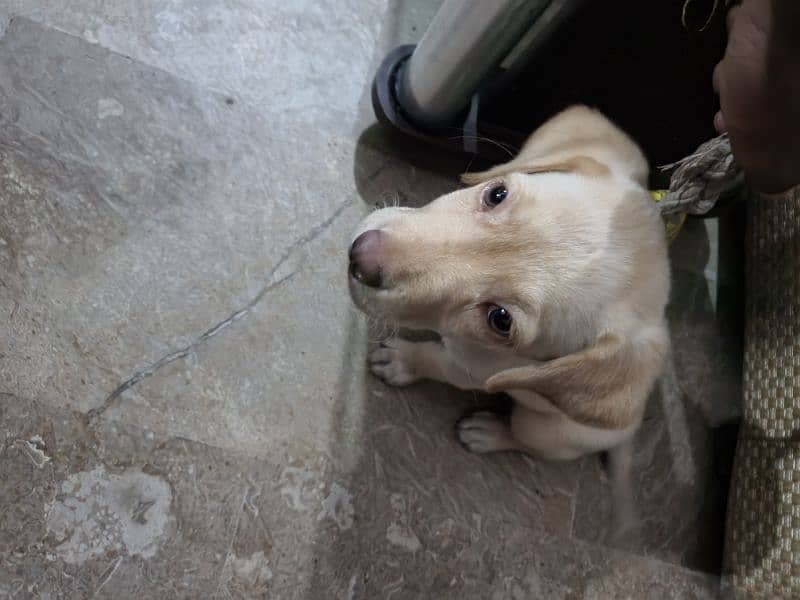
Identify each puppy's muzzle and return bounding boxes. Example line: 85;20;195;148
348;229;384;288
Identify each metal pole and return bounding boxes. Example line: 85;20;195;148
396;0;551;129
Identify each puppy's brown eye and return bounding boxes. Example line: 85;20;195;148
482;183;507;208
487;305;512;337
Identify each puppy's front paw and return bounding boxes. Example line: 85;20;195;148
457;412;517;454
368;340;420;387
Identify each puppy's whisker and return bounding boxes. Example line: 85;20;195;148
365;314;384;340
445;135;518;159
365;314;399;344
374;190;402;211
464;364;478;389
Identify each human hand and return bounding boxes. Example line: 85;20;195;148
713;0;800;194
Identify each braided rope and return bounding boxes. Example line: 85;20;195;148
656;133;744;216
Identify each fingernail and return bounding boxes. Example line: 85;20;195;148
714;111;726;133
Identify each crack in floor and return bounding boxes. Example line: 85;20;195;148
87;197;355;421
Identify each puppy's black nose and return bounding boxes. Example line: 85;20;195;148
349;229;383;288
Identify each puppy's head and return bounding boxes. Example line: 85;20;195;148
348;106;666;360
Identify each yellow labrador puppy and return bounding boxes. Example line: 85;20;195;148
348;106;669;464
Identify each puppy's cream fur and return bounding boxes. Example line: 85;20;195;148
349;106;670;462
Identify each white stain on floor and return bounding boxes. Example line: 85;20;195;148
386;522;421;553
97;97;124;119
318;482;354;531
16;434;51;469
45;465;172;564
278;465;320;512
385;492;421;552
230;550;273;584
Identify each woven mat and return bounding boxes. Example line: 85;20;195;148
724;186;800;598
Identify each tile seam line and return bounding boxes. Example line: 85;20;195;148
86;196;355;422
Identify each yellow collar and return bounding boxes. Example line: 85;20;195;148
650;189;685;243
650;189;667;201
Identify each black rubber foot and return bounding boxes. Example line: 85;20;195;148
370;45;518;162
371;44;416;136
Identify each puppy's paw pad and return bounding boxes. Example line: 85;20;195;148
368;342;419;387
457;413;515;454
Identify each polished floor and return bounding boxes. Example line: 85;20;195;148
0;3;741;598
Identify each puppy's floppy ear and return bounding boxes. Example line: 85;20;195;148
461;156;609;186
486;330;667;429
462;105;648;186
